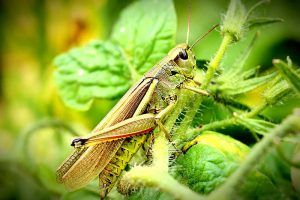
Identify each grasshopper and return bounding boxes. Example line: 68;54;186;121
57;24;218;198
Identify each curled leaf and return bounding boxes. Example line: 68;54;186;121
246;18;283;29
214;71;276;96
263;74;292;105
237;117;276;136
111;0;176;77
273;59;300;96
54;0;177;111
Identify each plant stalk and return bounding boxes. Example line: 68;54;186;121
202;34;233;89
173;33;233;147
121;132;203;200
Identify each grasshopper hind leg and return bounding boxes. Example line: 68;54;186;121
98;134;149;198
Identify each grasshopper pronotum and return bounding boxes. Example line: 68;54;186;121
57;22;218;198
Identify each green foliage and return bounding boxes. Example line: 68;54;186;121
111;0;177;76
192;97;232;126
126;188;174;200
246;18;283;29
2;0;300;199
221;0;282;42
238;170;281;200
262;73;292;105
214;71;276;96
54;0;176;111
175;131;295;200
61;190;99;200
273;58;300;96
13;0;300;199
244;146;300;200
52;0;300;198
221;0;247;41
51;0;300;198
175;132;249;194
236;117;276;136
54;41;131;110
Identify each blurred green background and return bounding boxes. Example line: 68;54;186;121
0;0;300;199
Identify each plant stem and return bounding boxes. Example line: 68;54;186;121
245;102;268;118
202;34;233;89
173;34;233;146
208;109;300;200
152;132;169;171
121;32;234;200
121;132;203;200
124;166;202;200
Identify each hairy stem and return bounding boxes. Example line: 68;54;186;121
152;132;169;171
121;32;234;200
202;34;233;89
173;34;234;146
245;102;268;118
123;166;202;200
121;133;202;200
179;118;236;149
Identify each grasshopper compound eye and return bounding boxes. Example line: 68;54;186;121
179;49;188;60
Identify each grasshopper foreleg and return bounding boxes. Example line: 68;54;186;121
181;84;209;96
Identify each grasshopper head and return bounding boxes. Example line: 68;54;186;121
168;43;196;79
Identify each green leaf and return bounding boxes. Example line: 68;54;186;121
214;71;276;96
176;132;291;199
263;74;292;105
54;0;177;111
61;190;99;200
111;0;176;77
237;117;276;135
175;132;249;194
273;59;300;96
246;18;283;29
126;188;174;200
255;149;300;199
239;170;281;200
54;41;132;110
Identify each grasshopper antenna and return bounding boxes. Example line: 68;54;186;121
190;24;219;49
186;0;192;45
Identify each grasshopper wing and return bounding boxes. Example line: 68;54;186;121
56;78;154;190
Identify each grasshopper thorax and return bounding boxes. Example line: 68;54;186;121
168;43;196;79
